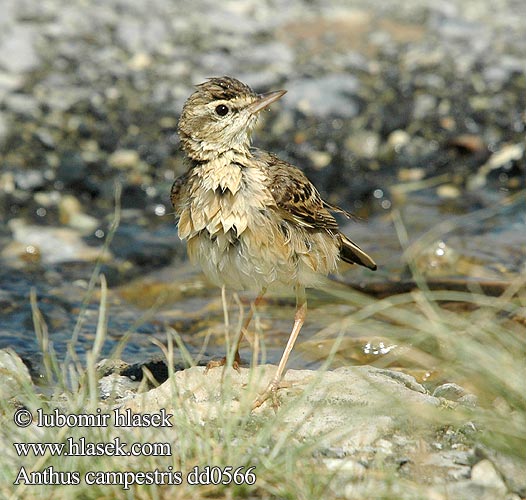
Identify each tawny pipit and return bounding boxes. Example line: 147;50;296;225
171;76;377;409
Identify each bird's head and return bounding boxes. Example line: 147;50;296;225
178;76;286;160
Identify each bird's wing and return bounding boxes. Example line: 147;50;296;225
170;170;190;217
260;151;377;271
261;151;340;232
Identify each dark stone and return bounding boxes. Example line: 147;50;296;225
106;223;183;268
120;185;148;210
57;151;87;185
120;358;185;384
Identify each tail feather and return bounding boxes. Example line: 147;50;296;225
340;234;377;271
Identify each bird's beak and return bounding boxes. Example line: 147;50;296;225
247;90;287;114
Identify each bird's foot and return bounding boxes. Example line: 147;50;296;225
204;356;240;374
251;379;292;411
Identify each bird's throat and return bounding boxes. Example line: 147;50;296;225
196;155;244;195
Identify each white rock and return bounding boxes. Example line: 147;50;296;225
471;459;507;494
8;218;109;264
122;365;439;454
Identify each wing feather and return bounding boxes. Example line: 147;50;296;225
170;170;190;217
260;151;377;271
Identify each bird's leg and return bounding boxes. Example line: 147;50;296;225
205;288;267;373
221;284;230;336
252;286;306;410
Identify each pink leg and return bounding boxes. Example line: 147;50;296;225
206;288;267;373
252;286;307;410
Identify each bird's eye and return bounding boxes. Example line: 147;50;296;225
215;104;229;116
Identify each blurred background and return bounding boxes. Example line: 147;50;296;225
0;0;524;375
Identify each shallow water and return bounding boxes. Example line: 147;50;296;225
3;184;522;386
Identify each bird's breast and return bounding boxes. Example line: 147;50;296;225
176;157;341;290
178;158;274;241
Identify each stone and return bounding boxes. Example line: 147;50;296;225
387;129;411;150
345;130;380;159
433;383;477;406
3;93;40;118
57;151;87;185
283;75;361;118
0;113;8;146
58;194;99;232
108;149;140;169
440;480;508;500
8;218;109;264
423;451;472;481
14;169;46;191
122;365;440;454
308;150;332;169
468;143;524;190
0;26;40;73
323;458;366;476
99;373;141;401
437;184;461;199
412;94;437;120
480;450;526;498
471;459;507;495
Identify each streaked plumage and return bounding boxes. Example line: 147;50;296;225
171;76;376;409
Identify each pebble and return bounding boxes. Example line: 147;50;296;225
387;129;411;151
323;458;366;477
471;459;507;495
0;72;23;94
398;167;425;182
33;190;61;207
0;25;40;73
8;218;109;264
308;150;332;169
433;383;474;402
57;151;87;185
108;149;141;169
58;194;99;232
34;128;56;149
3;93;40;118
412;93;437;120
467;143;524;190
437;184;461;199
0;114;8;145
283;75;361;118
14;169;46;191
345;130;381;159
99;373;140;401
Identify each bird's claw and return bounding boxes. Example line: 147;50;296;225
251;379;292;411
204;356;240;374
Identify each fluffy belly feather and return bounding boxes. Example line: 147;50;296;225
186;216;340;291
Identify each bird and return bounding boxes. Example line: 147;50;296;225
170;76;376;409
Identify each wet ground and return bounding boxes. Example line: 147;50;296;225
0;0;525;384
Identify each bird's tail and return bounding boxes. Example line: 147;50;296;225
339;234;377;270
